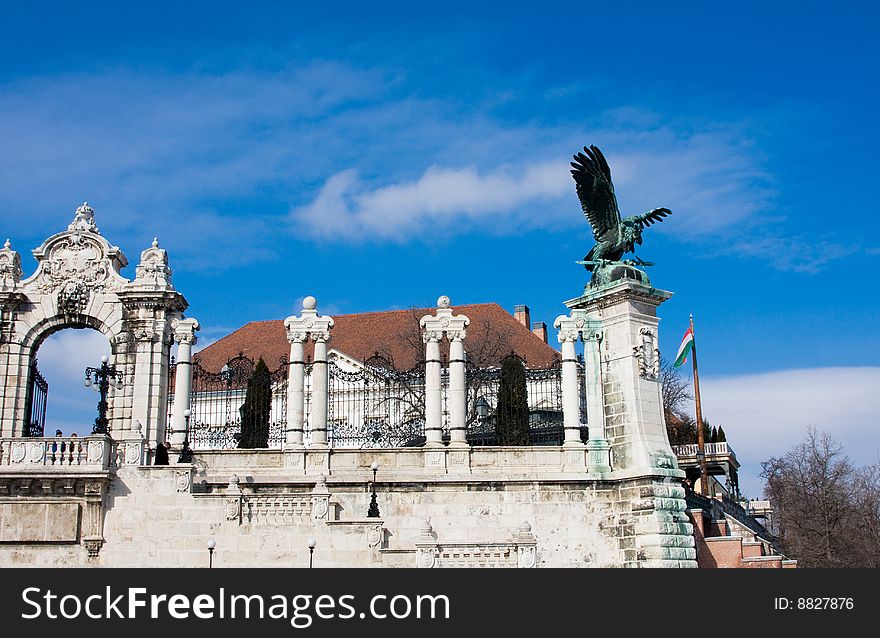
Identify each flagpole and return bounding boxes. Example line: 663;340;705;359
690;314;710;496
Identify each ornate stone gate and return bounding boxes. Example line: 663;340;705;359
0;203;196;456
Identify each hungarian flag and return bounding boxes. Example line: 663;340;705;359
673;327;694;368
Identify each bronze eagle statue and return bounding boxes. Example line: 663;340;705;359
571;145;671;272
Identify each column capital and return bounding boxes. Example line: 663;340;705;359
554;312;602;344
172;317;200;346
420;295;470;342
284;295;334;344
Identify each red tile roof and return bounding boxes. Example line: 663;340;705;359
193;303;560;373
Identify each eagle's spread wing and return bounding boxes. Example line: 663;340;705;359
570;145;621;241
627;207;672;229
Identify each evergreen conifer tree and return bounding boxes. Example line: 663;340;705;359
495;354;530;445
238;357;272;448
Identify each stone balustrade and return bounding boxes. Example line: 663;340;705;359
0;435;117;471
672;442;736;462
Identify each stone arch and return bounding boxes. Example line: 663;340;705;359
0;203;195;454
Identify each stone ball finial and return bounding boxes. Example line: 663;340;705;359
520;521;532;533
303;296;317;311
316;473;327;484
229;474;240;486
3;239;10;250
419;518;433;535
437;295;451;309
152;237;159;248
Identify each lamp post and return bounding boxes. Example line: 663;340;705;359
367;461;380;518
178;409;194;463
307;538;316;568
84;355;123;435
207;538;215;568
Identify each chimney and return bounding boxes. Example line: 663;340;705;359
531;321;548;344
513;304;530;328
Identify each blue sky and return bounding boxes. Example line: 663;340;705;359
3;2;878;496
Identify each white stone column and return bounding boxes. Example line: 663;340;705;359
311;335;330;448
284;296;334;449
581;330;605;440
557;329;582;446
423;335;443;447
170;319;199;451
420;296;470;448
447;333;468;446
285;335;306;447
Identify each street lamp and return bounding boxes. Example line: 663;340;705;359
307;538;316;568
367;460;380;518
475;396;489;420
207;538;216;568
178;408;194;463
84;354;123;435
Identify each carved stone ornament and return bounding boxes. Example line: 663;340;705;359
225;497;242;521
84;481;104;496
634;327;660;380
420;296;470;344
57;280;90;315
123;442;142;465
0;239;22;290
172;317;200;346
416;548;437;569
284;296;334;344
87;440;104;464
367;524;383;548
83;538;104;558
312;496;329;521
133;238;174;289
29;442;45;463
10;441;26;464
24;204;129;298
69;202;99;233
517;545;537;568
175;470;192;493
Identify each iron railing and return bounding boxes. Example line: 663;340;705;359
171;351;584;449
26;359;48;437
168;353;288;450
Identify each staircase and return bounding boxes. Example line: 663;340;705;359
685;492;796;569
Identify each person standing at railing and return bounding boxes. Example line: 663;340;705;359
154;440;170;465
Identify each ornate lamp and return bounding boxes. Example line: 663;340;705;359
367;461;381;518
84;354;123;435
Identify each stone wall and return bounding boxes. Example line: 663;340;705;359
0;447;696;568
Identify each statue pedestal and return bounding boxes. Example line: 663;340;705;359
566;268;678;473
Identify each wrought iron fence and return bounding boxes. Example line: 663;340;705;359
465;356;584;446
328;353;426;448
168;353;288;449
169;350;582;449
26;359;48;437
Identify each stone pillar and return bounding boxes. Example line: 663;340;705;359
557;330;581;446
554;312;610;471
170;318;199;451
447;334;468;446
566;274;676;472
420;296;470;448
283;296;334;449
285;335;306;448
423;336;443;447
311;336;329;448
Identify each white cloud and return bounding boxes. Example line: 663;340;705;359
290;126;773;242
291;162;569;240
700;367;880;497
